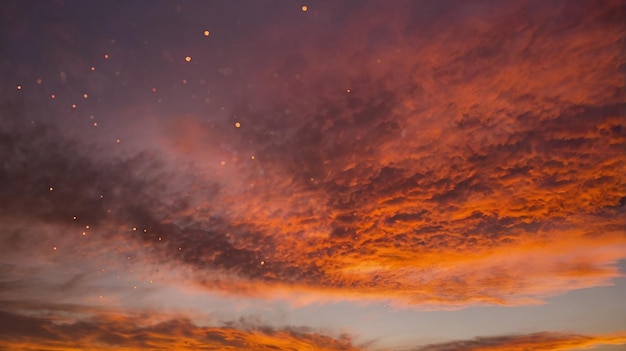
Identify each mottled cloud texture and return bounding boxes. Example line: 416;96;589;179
1;0;625;349
156;0;626;305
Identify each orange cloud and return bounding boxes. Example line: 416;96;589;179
2;0;624;310
0;310;360;351
416;331;626;351
150;0;625;307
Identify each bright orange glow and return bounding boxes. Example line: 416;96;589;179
185;56;192;62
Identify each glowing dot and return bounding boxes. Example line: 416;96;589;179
220;161;226;166
182;79;187;84
82;232;87;236
85;225;90;229
16;85;22;90
49;187;54;191
91;66;95;71
83;93;88;99
346;89;351;93
185;56;192;62
150;280;153;283
99;194;104;199
143;229;147;233
158;237;162;241
178;247;182;251
234;121;241;128
93;122;98;127
99;295;103;299
133;286;137;290
53;246;57;251
71;103;77;109
203;30;210;36
104;54;109;59
36;78;42;84
260;261;265;265
151;87;157;93
116;139;121;144
251;155;255;160
73;216;77;220
89;115;95;119
301;5;308;12
132;227;137;231
51;94;56;99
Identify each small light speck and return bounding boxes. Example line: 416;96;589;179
51;94;56;99
82;232;87;236
251;155;255;160
53;246;57;251
73;216;77;220
16;85;22;90
93;122;98;127
91;66;96;71
49;187;54;192
346;89;351;93
83;93;88;99
71;103;77;109
220;161;226;166
151;87;157;93
36;78;42;84
203;30;210;37
235;121;241;128
185;56;192;62
301;5;308;12
116;139;121;144
104;54;109;59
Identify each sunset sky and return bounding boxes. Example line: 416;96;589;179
1;0;625;350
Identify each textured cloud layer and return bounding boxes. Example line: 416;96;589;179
2;0;625;311
0;309;358;351
155;0;626;305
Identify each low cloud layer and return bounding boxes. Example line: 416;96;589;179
415;331;626;351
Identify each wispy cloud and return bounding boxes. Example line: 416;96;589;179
414;331;626;351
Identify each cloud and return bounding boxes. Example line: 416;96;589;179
414;331;626;351
0;309;360;351
1;0;625;311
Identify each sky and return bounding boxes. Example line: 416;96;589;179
0;0;625;350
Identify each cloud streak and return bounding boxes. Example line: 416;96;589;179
414;331;626;351
0;309;359;351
